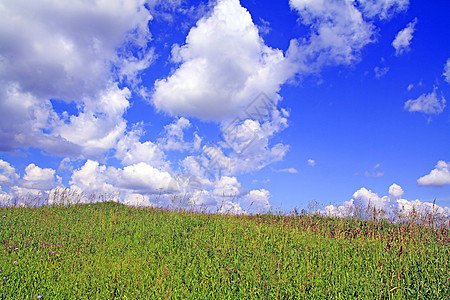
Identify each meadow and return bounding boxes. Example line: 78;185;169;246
0;198;449;299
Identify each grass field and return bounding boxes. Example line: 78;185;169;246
1;201;449;299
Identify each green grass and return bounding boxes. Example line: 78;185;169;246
1;201;449;299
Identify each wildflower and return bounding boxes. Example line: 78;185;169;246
2;216;5;218
37;296;42;299
13;261;18;265
2;277;6;280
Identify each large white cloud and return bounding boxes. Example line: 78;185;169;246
417;161;450;187
392;18;417;56
70;160;175;196
0;0;151;100
404;88;446;115
0;0;153;156
152;0;289;121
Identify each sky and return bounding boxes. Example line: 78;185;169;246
0;0;449;216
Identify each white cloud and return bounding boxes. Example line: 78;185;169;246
114;126;168;169
110;163;174;194
288;0;375;72
277;168;299;174
212;176;241;197
0;159;19;186
69;160;117;195
70;160;175;196
152;0;289;121
53;85;131;158
364;164;384;177
392;18;417;56
157;117;192;151
0;0;151;100
388;183;404;199
443;58;450;84
358;0;409;20
244;189;270;211
0;162;59;199
0;0;153;156
307;159;316;167
21;164;56;190
417;161;450;187
123;193;154;207
374;66;389;78
324;183;450;222
404;88;446;115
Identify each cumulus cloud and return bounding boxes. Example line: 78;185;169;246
392;18;417;56
288;0;375;72
70;160;175;197
417;161;450;187
157;117;193;151
21;164;57;191
0;0;153;156
404;88;446;115
0;161;60;199
0;159;19;186
244;189;270;211
53;85;132;158
152;0;289;121
443;58;450;84
0;0;151;100
324;183;450;222
213;176;241;197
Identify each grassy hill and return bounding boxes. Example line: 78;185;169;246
1;201;449;299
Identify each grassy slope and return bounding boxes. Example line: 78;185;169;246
0;202;449;299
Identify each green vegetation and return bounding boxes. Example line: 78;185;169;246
1;201;449;299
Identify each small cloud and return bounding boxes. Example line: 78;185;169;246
417;161;450;187
364;163;384;177
404;88;446;115
443;58;450;84
364;171;385;178
277;168;298;174
407;83;414;91
257;17;271;35
392;18;418;56
374;66;389;78
307;159;316;167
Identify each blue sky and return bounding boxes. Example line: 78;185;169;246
0;0;449;216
